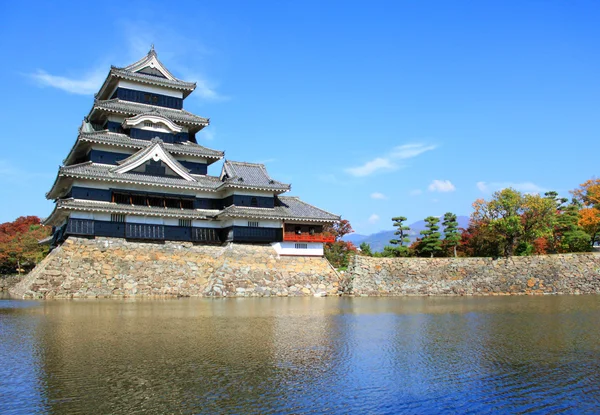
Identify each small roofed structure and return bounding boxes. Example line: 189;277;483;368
43;48;339;256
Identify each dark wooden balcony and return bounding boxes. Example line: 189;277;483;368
66;218;95;236
283;232;334;243
125;223;165;240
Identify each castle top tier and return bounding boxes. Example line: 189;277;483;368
95;47;197;102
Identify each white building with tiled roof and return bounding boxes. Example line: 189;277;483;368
44;48;339;256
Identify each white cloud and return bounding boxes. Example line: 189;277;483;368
409;189;423;196
370;192;388;200
476;181;545;194
476;181;488;192
29;68;106;95
198;128;216;141
428;179;456;192
345;157;396;177
391;143;438;159
345;142;437;177
368;214;380;224
29;21;225;100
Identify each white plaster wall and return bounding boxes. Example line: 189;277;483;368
117;80;183;98
221;189;276;198
192;220;222;228
228;219;282;228
69;212;111;221
72;179;220;199
175;155;208;164
271;242;324;257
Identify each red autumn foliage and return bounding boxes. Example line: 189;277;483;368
0;216;51;274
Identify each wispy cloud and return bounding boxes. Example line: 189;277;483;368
370;192;388;200
28;20;226;100
345;157;396;177
428;179;456;192
197;128;216;141
391;143;438;159
29;68;106;95
476;181;546;194
345;143;437;177
368;214;380;224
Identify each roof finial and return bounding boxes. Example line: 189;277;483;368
150;44;155;54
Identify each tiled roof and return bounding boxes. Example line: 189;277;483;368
47;162;223;199
109;67;196;91
43;198;218;226
77;131;224;159
92;99;208;126
110;139;198;182
47;161;291;199
218;196;339;222
58;199;217;218
221;160;290;192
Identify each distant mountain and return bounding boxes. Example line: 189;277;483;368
344;216;469;252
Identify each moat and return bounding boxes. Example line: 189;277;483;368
1;295;600;414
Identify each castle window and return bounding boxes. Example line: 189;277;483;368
179;219;192;227
144;121;153;128
111;214;126;223
295;243;308;249
250;197;258;207
248;221;259;228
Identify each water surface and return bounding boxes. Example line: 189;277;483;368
1;296;599;414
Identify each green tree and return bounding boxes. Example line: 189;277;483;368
442;212;460;257
420;216;442;257
384;216;410;256
359;242;373;256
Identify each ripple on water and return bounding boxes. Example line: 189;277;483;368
0;296;599;414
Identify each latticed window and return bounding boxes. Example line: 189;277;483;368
180;199;194;210
111;214;126;223
113;193;130;204
148;196;164;207
179;219;192;227
144;121;153;128
295;243;308;249
248;221;259;227
131;194;146;205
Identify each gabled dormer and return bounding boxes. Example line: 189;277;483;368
111;138;197;181
95;47;197;103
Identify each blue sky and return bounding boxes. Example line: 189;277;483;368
1;1;599;234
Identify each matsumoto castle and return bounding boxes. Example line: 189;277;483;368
44;48;339;256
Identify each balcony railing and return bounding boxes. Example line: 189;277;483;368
283;232;335;243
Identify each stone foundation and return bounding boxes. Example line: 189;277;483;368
349;254;600;296
11;237;341;299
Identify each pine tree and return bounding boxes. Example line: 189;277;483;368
442;212;460;257
389;216;411;257
420;216;442;258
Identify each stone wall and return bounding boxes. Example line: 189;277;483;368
349;254;600;296
0;275;23;292
11;237;341;299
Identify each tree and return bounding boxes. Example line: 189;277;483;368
323;219;357;269
387;216;411;257
579;208;600;247
442;212;460;257
419;216;442;257
570;179;600;247
359;242;373;256
469;188;557;257
0;216;51;274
